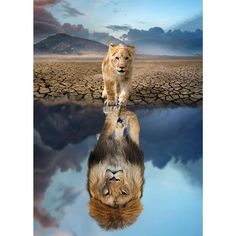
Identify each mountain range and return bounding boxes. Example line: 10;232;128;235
34;33;108;55
34;29;202;56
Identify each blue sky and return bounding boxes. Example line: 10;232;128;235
48;0;202;37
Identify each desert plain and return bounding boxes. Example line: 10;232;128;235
34;56;202;106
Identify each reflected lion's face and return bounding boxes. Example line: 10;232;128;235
87;162;144;230
109;44;135;75
88;164;143;205
95;169;133;207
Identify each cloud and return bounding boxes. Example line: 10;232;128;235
138;21;146;25
61;23;89;38
34;0;62;7
171;14;203;31
106;25;132;32
174;158;202;186
125;27;202;55
61;2;85;17
126;27;164;41
34;0;62;42
34;0;87;42
34;7;62;39
34;205;59;228
55;186;81;214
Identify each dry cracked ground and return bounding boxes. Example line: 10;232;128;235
34;58;202;106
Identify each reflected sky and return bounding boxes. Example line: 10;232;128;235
34;103;202;236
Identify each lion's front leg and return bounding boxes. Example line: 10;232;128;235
103;79;117;106
101;88;107;98
118;80;131;106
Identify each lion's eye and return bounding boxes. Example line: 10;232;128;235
115;57;119;60
121;190;128;195
103;189;109;196
125;57;129;60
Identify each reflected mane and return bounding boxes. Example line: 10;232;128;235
89;198;143;230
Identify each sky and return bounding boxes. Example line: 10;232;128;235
34;0;202;41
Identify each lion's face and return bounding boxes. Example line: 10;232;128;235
89;166;142;207
109;44;135;75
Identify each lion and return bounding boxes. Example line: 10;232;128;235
87;106;144;230
101;43;135;106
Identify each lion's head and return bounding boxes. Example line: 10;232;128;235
88;148;144;230
108;43;135;75
87;108;144;230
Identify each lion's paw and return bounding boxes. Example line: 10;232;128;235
101;90;107;98
118;97;128;106
104;98;117;106
103;104;119;114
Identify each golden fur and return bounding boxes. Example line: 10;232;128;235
87;107;144;230
101;44;135;106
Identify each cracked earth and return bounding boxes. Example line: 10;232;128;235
34;58;202;106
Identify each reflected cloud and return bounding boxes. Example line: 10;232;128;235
172;158;202;186
138;107;202;185
55;186;81;214
87;106;145;230
138;107;202;167
34;127;95;228
34;102;104;150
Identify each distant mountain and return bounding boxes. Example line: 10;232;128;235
34;33;108;55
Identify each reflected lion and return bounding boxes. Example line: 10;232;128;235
87;106;144;230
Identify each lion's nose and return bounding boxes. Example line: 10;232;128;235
119;66;125;69
109;176;120;181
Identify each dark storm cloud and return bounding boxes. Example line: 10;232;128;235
34;102;103;150
138;106;202;169
61;2;85;17
125;27;202;55
34;7;62;39
106;25;132;32
34;0;88;42
34;0;62;42
34;0;62;7
135;106;202;185
126;27;165;41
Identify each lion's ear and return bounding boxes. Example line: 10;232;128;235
88;183;96;198
109;43;115;49
127;45;135;54
108;43;116;52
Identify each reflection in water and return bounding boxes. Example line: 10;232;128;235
87;106;144;230
34;102;202;236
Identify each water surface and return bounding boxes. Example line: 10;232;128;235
34;103;202;236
